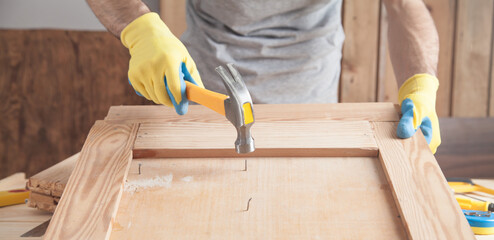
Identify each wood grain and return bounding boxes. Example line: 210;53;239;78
27;152;79;197
27;191;60;213
423;0;456;117
340;0;380;102
111;157;406;239
0;30;147;179
452;0;493;117
372;122;474;240
133;121;378;158
0;172;26;191
106;103;400;122
377;4;398;104
44;121;139;240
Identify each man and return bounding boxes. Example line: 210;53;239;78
87;0;441;153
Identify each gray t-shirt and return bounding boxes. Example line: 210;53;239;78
181;0;344;104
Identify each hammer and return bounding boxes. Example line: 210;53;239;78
185;63;255;154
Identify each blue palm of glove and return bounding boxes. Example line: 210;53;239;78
397;98;433;144
129;62;198;115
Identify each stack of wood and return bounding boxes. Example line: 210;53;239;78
26;153;78;212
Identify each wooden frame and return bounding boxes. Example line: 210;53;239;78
43;104;474;239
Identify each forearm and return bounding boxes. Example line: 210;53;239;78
86;0;150;37
384;0;439;86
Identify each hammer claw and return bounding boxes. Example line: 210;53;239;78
215;64;255;154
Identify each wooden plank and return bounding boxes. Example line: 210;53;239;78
377;4;398;104
0;172;26;191
133;121;378;158
160;0;187;37
106;103;400;122
0;204;52;223
111;157;406;239
44;121;139;240
27;191;59;213
0;30;147;179
423;0;456;117
491;23;494;117
27;153;78;197
340;0;380;102
372;122;474;240
452;0;494;117
435;118;494;178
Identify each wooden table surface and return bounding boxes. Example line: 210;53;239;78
0;174;493;240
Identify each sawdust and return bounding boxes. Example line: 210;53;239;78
124;174;173;193
181;176;193;182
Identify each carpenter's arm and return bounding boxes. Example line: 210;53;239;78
86;0;150;37
383;0;439;86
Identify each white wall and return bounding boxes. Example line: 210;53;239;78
0;0;160;31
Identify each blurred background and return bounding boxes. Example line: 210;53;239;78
0;0;493;179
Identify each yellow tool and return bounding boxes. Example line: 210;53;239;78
456;196;494;212
0;189;30;207
185;64;255;153
448;178;494;235
448;178;494;195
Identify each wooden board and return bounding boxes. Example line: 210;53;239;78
0;172;26;191
44;122;139;239
452;0;494;117
27;153;78;212
111;157;406;239
340;0;380;102
43;104;474;239
376;3;398;104
106;103;400;122
423;0;456;117
373;122;473;239
0;30;147;179
133;121;378;158
27;153;78;197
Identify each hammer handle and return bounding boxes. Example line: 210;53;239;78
185;81;228;116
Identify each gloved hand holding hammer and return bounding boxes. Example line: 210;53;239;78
122;12;204;115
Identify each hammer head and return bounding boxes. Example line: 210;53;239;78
215;63;255;154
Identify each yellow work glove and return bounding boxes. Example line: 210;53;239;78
397;74;441;153
121;12;204;115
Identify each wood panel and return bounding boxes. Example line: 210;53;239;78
373;122;474;239
452;0;494;117
491;29;494;117
424;0;456;117
377;4;398;104
44;122;139;240
340;0;381;102
111;157;406;239
133;121;378;158
0;30;147;179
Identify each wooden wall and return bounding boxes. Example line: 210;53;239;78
0;30;148;178
1;0;493;179
341;0;494;117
